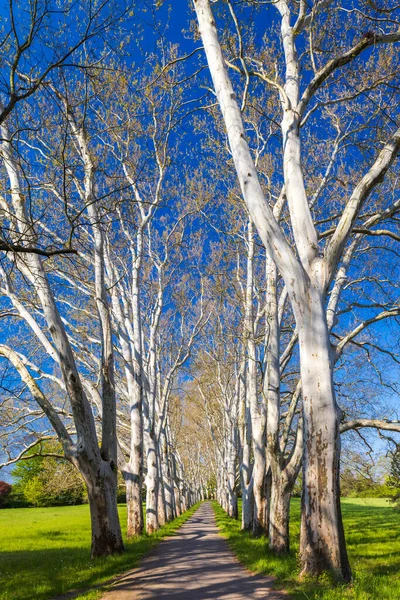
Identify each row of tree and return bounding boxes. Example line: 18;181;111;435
188;0;400;583
0;0;207;557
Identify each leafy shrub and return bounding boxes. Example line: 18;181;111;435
388;446;400;510
11;442;85;507
0;481;12;507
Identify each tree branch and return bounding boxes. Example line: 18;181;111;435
341;419;400;434
335;308;400;359
298;28;400;118
0;240;77;256
325;126;400;283
0;344;74;457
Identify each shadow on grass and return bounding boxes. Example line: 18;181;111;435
0;504;200;600
212;500;400;600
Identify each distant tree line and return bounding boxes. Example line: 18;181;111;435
3;447;400;508
0;442;128;508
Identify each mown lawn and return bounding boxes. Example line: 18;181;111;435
0;503;199;600
213;498;400;599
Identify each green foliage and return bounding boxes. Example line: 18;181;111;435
214;498;400;600
341;467;395;498
0;481;12;507
0;502;200;600
388;447;400;510
340;453;394;499
11;442;85;507
23;478;46;508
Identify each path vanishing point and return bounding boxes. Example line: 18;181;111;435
101;503;287;599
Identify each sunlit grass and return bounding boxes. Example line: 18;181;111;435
213;498;400;599
0;502;199;600
2;498;397;599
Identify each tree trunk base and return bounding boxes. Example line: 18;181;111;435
126;476;144;538
87;469;124;558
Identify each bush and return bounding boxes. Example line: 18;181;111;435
0;481;12;507
12;442;86;507
388;446;400;510
341;465;394;498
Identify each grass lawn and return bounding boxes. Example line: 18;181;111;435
213;498;400;599
0;503;199;600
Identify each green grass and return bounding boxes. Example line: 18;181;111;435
213;498;400;599
2;499;397;599
0;502;199;600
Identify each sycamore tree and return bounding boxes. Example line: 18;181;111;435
0;108;125;556
177;102;399;559
0;0;399;578
193;0;400;581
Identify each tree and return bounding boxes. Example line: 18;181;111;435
0;119;124;555
0;0;130;257
0;0;398;578
0;60;126;556
0;481;12;507
340;452;393;498
0;18;201;546
12;444;85;507
388;446;400;509
23;479;44;508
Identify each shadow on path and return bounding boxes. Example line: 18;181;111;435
101;503;287;599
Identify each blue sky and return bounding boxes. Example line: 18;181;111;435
0;0;399;484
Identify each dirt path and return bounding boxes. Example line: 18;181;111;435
101;502;287;599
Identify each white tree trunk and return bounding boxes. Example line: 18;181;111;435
128;264;145;536
269;424;302;554
160;428;174;521
144;427;159;533
226;425;238;519
246;223;267;535
298;283;350;580
238;355;253;530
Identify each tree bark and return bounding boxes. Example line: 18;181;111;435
239;359;253;531
82;462;124;558
298;285;351;581
269;426;302;555
269;474;291;555
160;429;174;521
145;429;159;534
227;444;238;519
129;264;145;536
125;462;143;537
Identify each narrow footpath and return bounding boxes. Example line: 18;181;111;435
101;503;287;600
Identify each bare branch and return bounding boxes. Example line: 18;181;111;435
341;419;400;434
0;240;77;256
298;29;400;118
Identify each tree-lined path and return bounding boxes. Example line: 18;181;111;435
1;2;400;599
101;503;286;599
